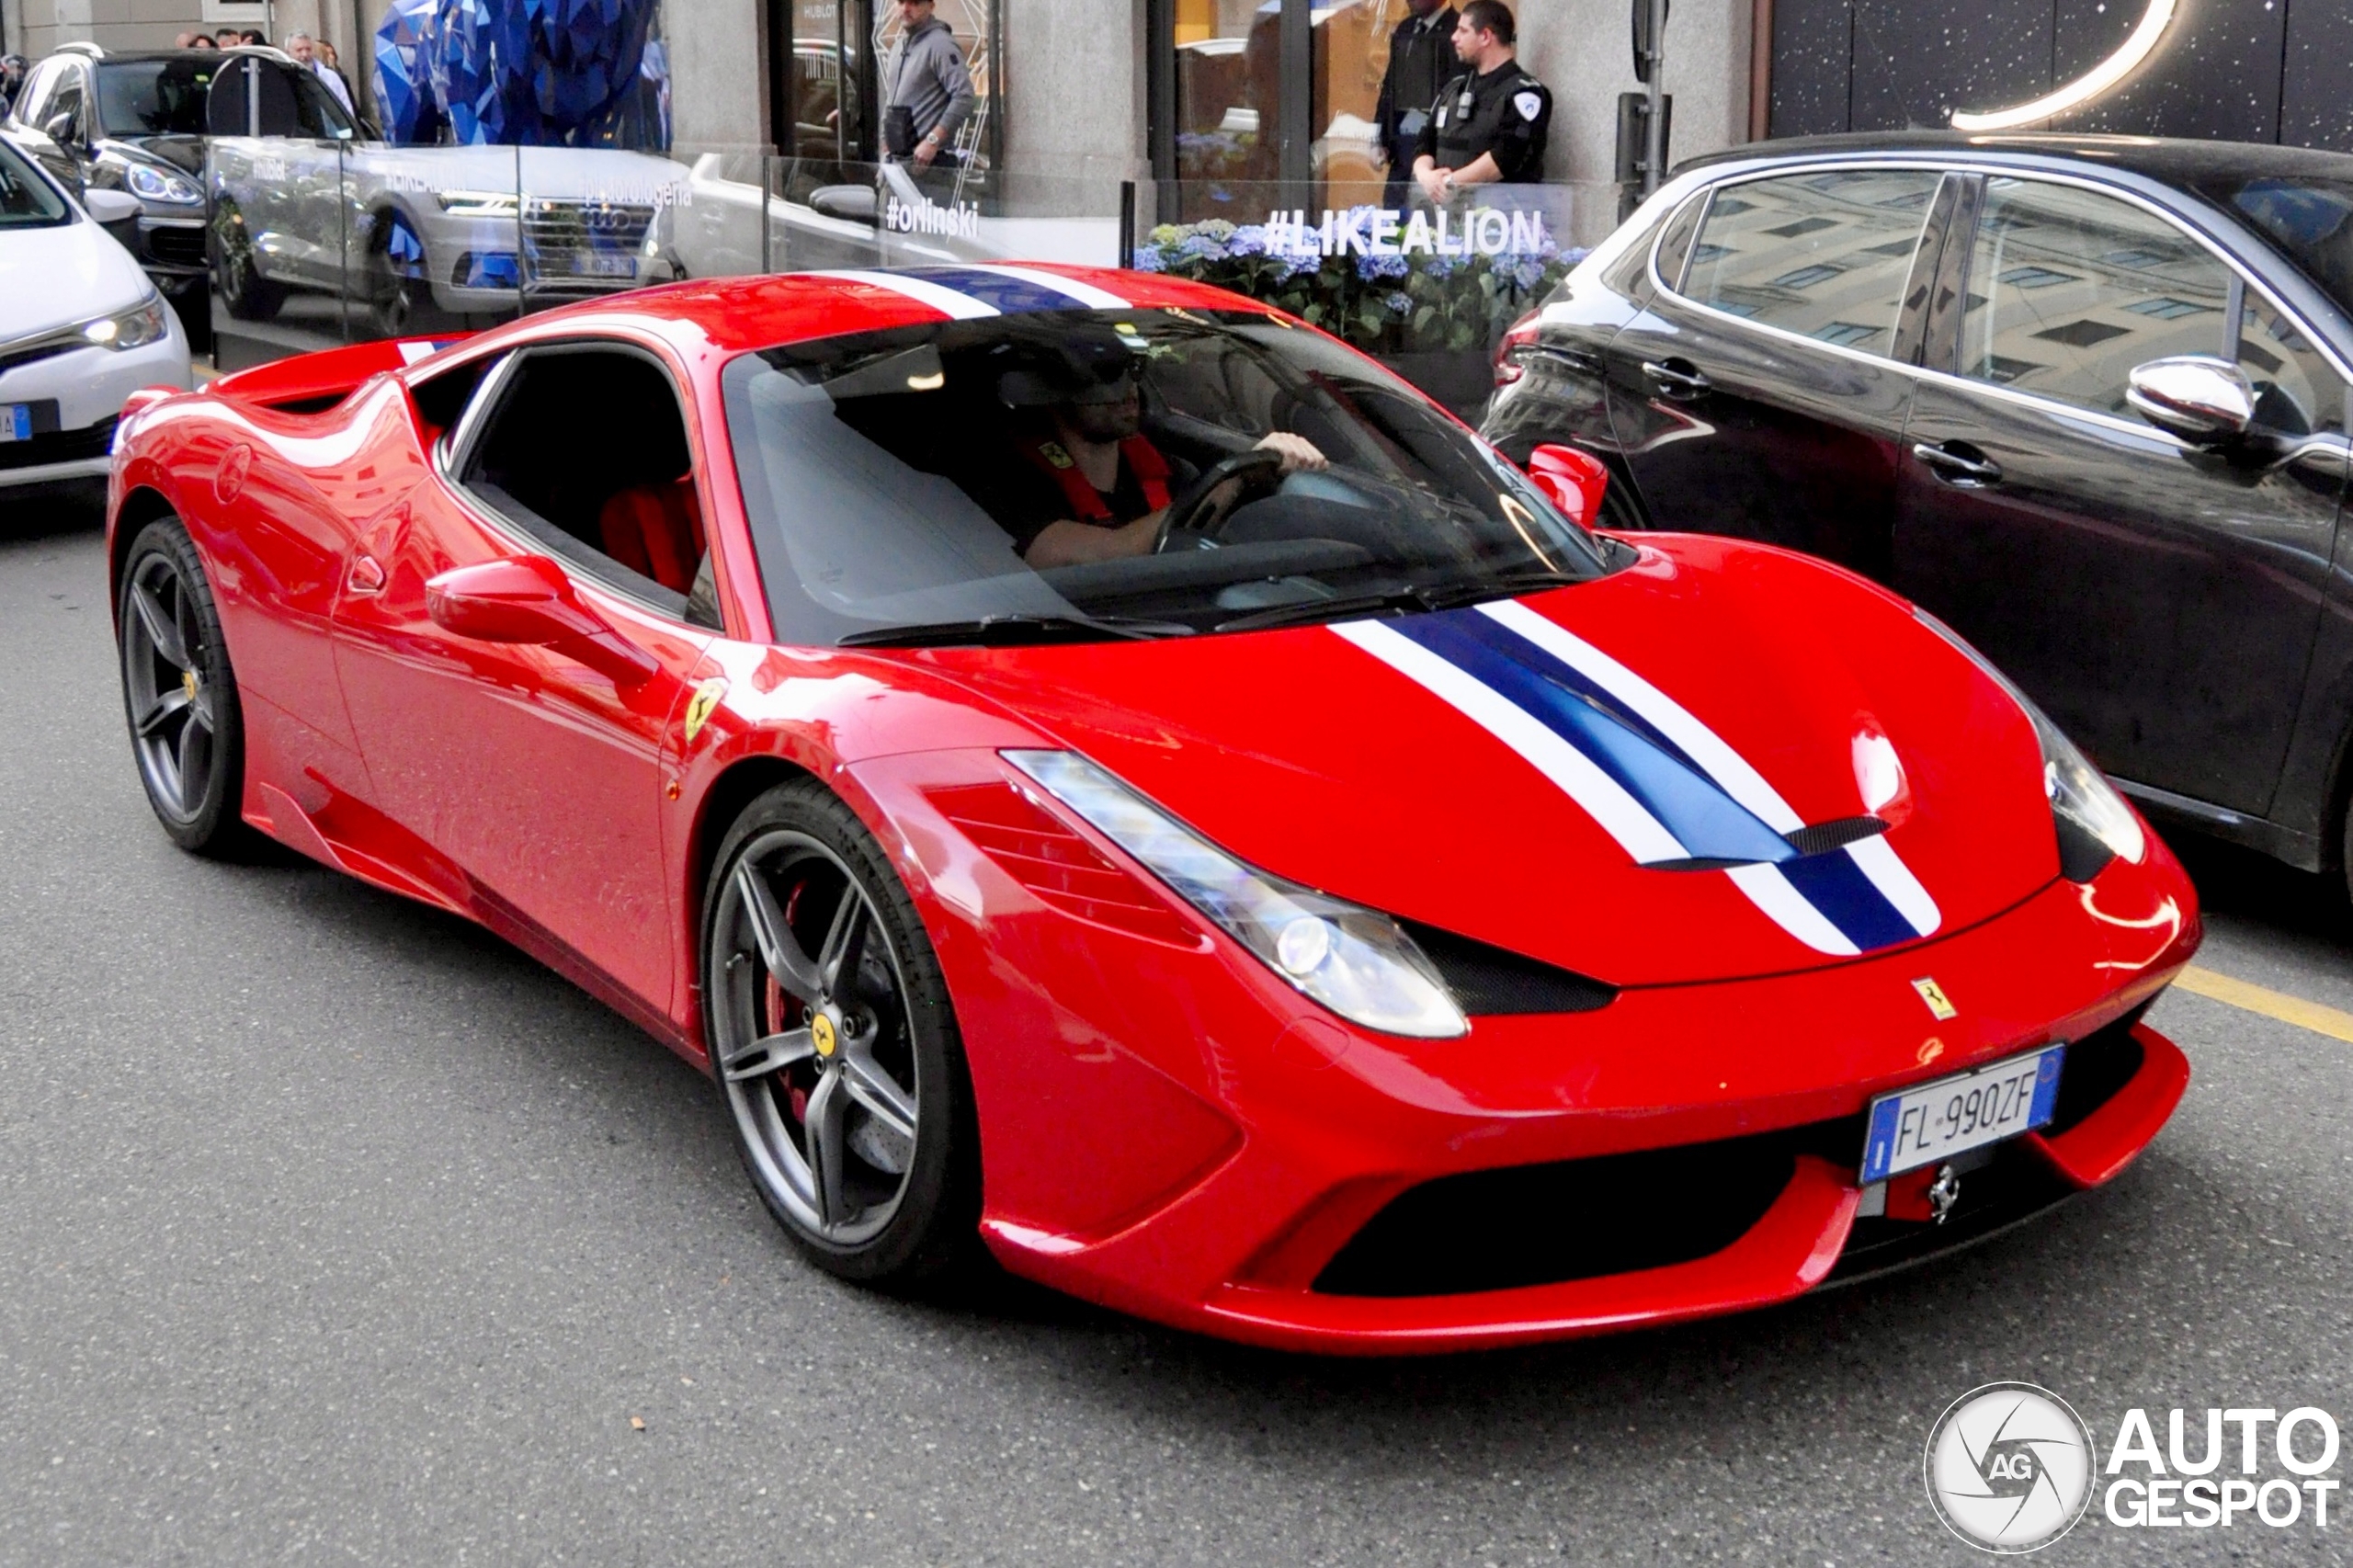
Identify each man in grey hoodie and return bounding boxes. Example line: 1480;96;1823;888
884;0;974;170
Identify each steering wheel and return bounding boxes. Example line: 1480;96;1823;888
1152;448;1287;554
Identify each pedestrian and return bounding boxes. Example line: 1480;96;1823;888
189;32;217;49
0;54;26;118
1412;0;1552;205
1373;0;1458;210
241;28;267;46
881;0;973;177
317;39;357;112
285;31;355;114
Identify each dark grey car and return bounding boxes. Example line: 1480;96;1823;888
1485;132;2353;893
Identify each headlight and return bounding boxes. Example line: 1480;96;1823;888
436;190;518;217
79;293;171;351
1914;608;2145;880
1005;750;1470;1039
122;162;201;206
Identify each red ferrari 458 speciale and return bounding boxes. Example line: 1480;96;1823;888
105;263;2198;1352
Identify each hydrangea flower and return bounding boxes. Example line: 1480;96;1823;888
1354;250;1409;281
1129;246;1166;273
1384;290;1414;315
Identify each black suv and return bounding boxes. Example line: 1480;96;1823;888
6;47;219;326
1485;132;2353;892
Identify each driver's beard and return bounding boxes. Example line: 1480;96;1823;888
1066;396;1140;444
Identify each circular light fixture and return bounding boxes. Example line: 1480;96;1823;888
1949;0;2176;132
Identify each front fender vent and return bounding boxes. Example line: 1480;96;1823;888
1783;815;1890;857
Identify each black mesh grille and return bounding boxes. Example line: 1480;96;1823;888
1402;921;1616;1016
146;225;206;267
2047;1006;2149;1138
1312;1120;1849;1297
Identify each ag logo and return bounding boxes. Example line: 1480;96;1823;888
1925;1382;2093;1552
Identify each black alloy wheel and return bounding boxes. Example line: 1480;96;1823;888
118;519;248;854
703;780;981;1285
210;196;286;322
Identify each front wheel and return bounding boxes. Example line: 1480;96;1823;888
702;779;982;1286
118;518;249;854
210;196;286;323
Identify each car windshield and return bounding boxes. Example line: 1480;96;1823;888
0;139;70;230
95;58;216;137
2199;174;2353;313
722;308;1614;646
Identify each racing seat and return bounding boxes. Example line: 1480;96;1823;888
597;476;705;595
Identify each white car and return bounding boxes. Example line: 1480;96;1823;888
0;131;190;494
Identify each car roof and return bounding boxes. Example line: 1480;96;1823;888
456;265;1278;362
1677;131;2353;191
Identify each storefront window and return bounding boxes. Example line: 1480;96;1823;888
1311;0;1389;209
1172;0;1279;189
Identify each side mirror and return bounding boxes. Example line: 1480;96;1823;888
810;183;879;226
2126;355;2254;447
1524;442;1611;528
41;109;77;144
425;555;658;687
82;187;142;225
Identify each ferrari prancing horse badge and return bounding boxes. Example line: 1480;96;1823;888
683;676;728;744
1912;977;1958;1020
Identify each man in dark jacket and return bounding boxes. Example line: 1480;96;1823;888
1374;0;1459;209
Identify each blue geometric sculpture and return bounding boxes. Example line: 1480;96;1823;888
374;0;665;148
372;0;443;144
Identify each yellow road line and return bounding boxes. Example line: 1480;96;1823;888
2175;964;2353;1045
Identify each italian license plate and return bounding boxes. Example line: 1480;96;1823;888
567;254;635;278
0;404;29;443
1859;1044;2065;1184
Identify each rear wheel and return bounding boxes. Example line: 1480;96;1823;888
702;780;982;1286
118;518;249;855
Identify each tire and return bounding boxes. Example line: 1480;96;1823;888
118;518;250;855
210;196;287;323
702;778;982;1287
364;209;422;339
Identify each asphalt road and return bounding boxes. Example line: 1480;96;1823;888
5;498;2350;1565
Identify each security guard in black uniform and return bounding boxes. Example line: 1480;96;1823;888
1411;0;1552;205
1374;0;1460;209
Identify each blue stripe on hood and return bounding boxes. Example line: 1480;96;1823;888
1391;608;1798;868
897;267;1095;314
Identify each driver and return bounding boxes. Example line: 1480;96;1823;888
994;332;1327;567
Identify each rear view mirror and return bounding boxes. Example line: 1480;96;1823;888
1524;442;1612;528
2126;356;2254;447
425;555;658;687
82;187;142;225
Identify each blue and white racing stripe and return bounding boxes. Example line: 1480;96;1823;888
1332;603;1941;957
813;265;1132;318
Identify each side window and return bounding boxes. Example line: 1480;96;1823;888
47;74;86;142
289;69;355;139
1652;188;1706;291
10;60;58;129
1677;167;1942;356
2236;286;2345;438
457;347;721;629
1959;177;2231;415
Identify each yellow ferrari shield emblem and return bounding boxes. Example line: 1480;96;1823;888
1039;440;1074;470
810;1013;836;1057
1912;977;1958;1021
682;676;727;744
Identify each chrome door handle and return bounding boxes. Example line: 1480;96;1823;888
1642;359;1712;399
1912;441;2003;486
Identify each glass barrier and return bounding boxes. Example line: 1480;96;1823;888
199;133;1578;418
1136;179;1584;416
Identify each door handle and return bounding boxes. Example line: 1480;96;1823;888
1641;358;1712;400
347;552;385;595
1912;441;2004;487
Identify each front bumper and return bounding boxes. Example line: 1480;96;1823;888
853;751;2199;1355
0;325;189;492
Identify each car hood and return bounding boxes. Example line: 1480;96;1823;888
0;217;150;342
923;537;2062;988
103;133;205;178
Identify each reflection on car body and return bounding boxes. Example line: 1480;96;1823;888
1486;131;2353;893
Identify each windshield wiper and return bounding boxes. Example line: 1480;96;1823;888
837;612;1187;648
1212;569;1584;633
